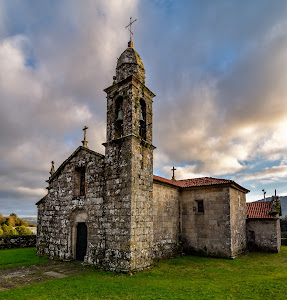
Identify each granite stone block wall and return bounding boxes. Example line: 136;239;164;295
153;182;181;259
37;148;105;264
181;187;232;257
229;187;247;256
247;218;281;252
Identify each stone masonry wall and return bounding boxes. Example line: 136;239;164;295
246;218;281;252
37;148;105;265
181;186;232;257
130;137;154;270
229;188;247;257
103;138;133;271
153;182;181;259
0;235;36;249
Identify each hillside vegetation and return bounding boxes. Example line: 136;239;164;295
0;213;36;237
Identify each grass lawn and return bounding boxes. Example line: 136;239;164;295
1;247;287;299
0;247;48;270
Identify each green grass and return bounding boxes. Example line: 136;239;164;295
0;247;48;270
1;247;287;299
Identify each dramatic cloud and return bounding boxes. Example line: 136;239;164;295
0;0;139;215
0;0;287;215
147;2;287;190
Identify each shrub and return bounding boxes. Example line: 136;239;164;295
4;217;11;226
1;224;17;236
15;226;33;236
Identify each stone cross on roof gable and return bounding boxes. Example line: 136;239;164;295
82;126;88;148
171;166;176;181
49;161;55;177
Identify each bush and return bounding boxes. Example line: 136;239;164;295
4;217;11;226
1;224;17;236
15;226;33;236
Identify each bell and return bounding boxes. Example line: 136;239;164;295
117;109;123;121
139;110;144;122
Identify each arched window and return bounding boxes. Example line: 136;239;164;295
115;97;123;138
139;99;146;140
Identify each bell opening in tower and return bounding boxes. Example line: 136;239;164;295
139;99;146;140
115;96;124;138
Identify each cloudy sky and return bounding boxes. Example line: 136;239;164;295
1;0;287;217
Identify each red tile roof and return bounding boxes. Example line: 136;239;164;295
153;175;249;193
246;201;274;219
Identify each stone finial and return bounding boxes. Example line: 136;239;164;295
262;189;267;202
49;161;55;177
171;166;176;181
82;126;89;148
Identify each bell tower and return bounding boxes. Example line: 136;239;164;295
103;41;155;271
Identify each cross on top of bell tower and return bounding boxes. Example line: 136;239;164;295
125;17;137;48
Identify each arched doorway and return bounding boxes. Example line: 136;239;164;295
76;222;87;261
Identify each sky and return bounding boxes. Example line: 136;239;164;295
0;0;287;217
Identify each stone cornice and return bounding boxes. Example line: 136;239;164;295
104;75;156;98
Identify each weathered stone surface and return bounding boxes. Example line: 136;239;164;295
229;187;247;257
153;182;181;259
37;147;105;264
181;187;233;257
247;218;281;252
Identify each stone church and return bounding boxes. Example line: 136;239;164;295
36;40;281;272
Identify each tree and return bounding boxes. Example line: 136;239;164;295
0;226;3;237
1;224;17;236
15;226;33;236
8;216;15;227
4;217;11;226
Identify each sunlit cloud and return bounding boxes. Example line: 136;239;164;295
1;0;287;216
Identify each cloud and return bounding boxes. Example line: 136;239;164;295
148;1;287;181
243;165;287;183
1;1;287;216
0;0;139;215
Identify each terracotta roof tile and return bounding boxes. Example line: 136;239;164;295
177;177;233;188
153;175;180;187
246;201;274;219
153;175;249;193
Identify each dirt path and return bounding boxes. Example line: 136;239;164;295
0;261;88;291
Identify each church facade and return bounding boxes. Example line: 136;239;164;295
36;41;281;272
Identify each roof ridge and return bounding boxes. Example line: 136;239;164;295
153;175;249;193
